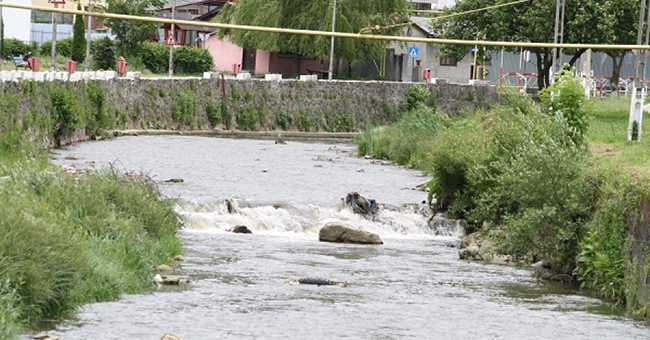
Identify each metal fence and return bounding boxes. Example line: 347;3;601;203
30;23;114;46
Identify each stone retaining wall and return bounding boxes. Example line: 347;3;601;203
92;77;498;132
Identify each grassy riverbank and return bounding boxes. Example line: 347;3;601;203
356;79;650;318
0;130;183;339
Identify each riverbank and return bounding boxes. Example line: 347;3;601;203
0;130;183;339
355;81;650;319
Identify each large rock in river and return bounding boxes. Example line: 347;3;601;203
318;223;383;245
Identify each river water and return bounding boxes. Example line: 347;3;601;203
41;135;649;340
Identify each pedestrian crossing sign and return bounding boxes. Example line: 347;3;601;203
165;33;178;46
408;46;419;59
48;0;66;4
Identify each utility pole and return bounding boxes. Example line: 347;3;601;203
327;0;336;81
629;0;650;141
50;4;58;72
85;1;92;72
551;0;565;78
168;0;175;78
0;0;3;61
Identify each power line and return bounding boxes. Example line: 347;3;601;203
2;2;650;51
361;0;532;34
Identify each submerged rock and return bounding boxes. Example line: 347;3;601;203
156;264;174;275
286;277;348;287
154;274;191;285
160;333;181;340
231;225;252;234
318;223;383;245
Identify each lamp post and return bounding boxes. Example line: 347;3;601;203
327;0;336;81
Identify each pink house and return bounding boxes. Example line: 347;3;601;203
205;35;329;78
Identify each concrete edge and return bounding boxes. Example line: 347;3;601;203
110;129;358;141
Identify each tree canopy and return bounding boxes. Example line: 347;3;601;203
216;0;410;65
433;0;640;89
106;0;164;57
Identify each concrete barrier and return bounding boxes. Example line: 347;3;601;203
126;72;141;79
236;72;251;80
299;75;318;82
265;73;282;81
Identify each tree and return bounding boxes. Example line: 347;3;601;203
433;0;627;89
599;0;639;90
94;36;116;70
71;3;86;63
106;0;164;57
217;0;410;76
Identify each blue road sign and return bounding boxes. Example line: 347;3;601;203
408;46;419;59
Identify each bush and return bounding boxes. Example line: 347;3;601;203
403;84;429;112
173;46;214;74
93;37;116;70
171;90;197;128
140;43;214;74
276;110;293;130
540;69;590;146
40;38;73;59
237;104;257;131
139;42;168;74
2;38;31;59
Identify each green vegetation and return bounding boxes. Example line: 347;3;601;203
71;3;87;64
0;87;183;339
356;74;650;318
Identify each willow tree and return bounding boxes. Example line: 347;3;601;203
434;0;627;89
217;0;410;76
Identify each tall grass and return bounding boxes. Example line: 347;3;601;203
0;133;182;338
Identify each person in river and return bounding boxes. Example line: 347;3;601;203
344;192;378;215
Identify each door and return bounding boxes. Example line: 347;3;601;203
242;49;256;71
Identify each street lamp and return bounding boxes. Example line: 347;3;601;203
327;0;336;81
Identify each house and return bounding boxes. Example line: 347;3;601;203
387;16;473;83
3;0;31;43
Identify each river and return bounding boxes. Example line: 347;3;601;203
40;135;649;340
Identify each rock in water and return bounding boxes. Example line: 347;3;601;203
231;225;252;234
160;333;181;340
318;223;383;244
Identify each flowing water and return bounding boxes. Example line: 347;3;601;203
39;135;649;340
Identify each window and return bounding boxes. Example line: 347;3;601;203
413;3;432;11
440;56;457;67
188;9;199;15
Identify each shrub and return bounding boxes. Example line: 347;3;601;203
296;108;312;131
2;38;31;59
206;100;221;128
50;85;81;142
403;84;429;112
139;42;168;74
171;90;198;128
173;46;214;74
93;37;116;70
540;69;590;146
85;81;108;135
40;38;73;59
237;104;257;131
276;110;293;130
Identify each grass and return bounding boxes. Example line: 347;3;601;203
586;97;650;178
0;132;183;339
